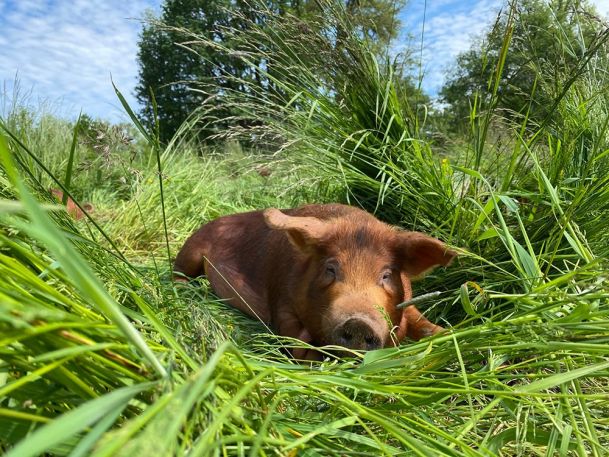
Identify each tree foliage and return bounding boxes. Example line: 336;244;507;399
440;0;607;131
136;0;407;143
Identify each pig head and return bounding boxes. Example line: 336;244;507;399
174;204;456;359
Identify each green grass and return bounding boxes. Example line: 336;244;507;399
1;0;609;455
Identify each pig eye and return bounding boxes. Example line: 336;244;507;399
380;269;393;283
323;261;339;284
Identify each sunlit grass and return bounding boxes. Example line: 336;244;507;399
1;0;608;455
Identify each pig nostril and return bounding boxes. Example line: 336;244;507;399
336;318;382;350
364;335;381;350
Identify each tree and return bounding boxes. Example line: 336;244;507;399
136;0;406;144
439;0;605;131
136;0;236;143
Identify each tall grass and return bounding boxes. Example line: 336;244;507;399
1;0;608;455
183;0;609;301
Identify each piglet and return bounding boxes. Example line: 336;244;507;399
174;204;456;359
50;188;94;220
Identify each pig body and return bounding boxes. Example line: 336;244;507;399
174;204;455;358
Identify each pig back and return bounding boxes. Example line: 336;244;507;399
184;210;291;323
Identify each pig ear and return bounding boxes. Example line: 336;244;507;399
263;208;329;251
395;231;456;278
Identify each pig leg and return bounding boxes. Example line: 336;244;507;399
291;329;323;361
204;260;271;324
397;305;444;341
274;312;322;361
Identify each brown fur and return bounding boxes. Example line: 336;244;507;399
174;203;456;359
50;189;93;220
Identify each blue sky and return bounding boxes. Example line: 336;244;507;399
1;0;608;123
0;0;162;122
398;0;505;93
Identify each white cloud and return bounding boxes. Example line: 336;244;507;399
399;0;609;97
592;0;609;15
2;0;608;122
0;0;161;122
397;0;502;96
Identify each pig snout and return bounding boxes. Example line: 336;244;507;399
332;314;385;351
